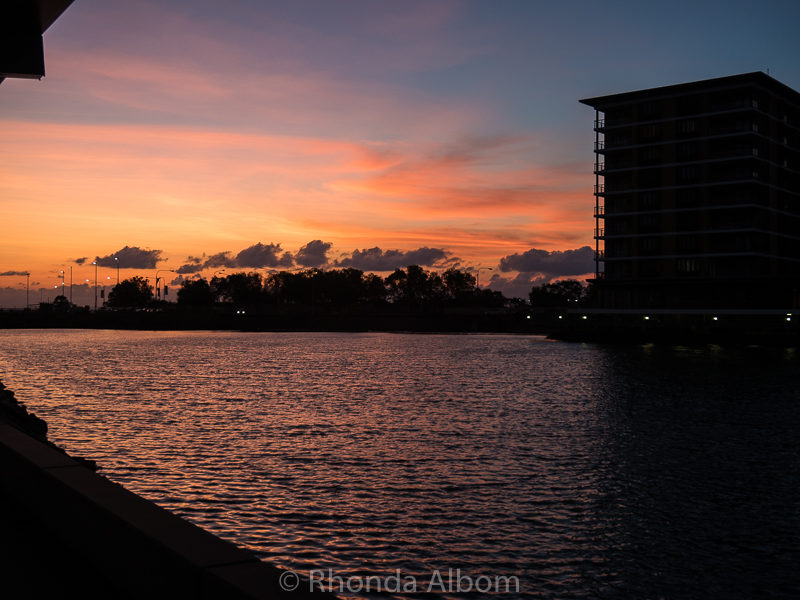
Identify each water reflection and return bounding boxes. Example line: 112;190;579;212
590;344;800;598
0;331;797;599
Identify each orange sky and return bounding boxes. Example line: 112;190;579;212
2;0;796;302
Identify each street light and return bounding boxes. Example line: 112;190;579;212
155;269;176;301
114;256;119;285
92;261;98;310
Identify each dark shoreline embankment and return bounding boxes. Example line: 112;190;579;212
0;307;537;334
2;307;799;345
0;379;331;599
541;310;800;346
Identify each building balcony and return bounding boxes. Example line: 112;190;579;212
594;205;605;218
594;183;605;194
594;161;605;173
595;249;605;261
594;227;605;239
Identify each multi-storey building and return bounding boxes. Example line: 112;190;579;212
580;72;800;309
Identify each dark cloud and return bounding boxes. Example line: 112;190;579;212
74;257;88;265
169;274;200;286
204;252;237;269
337;246;449;271
174;255;204;273
175;263;205;274
174;243;294;274
498;246;594;276
0;270;29;276
295;240;332;267
95;246;163;269
487;272;548;300
235;242;293;268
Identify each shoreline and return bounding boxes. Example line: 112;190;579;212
2;309;799;346
0;379;330;599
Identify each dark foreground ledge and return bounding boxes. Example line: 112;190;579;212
0;384;333;599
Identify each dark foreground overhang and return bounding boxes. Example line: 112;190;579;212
0;0;74;82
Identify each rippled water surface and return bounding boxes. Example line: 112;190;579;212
1;330;799;598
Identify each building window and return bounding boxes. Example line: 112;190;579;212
678;166;699;182
678;142;698;160
639;261;661;277
640;237;660;253
610;219;631;234
640;192;660;209
678;236;699;251
641;101;661;117
640;146;661;163
677;95;701;114
642;125;660;139
678;119;697;134
640;213;660;231
676;189;701;208
676;258;700;274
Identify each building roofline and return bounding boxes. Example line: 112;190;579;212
579;72;800;109
36;0;75;33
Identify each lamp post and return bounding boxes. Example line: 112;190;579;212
25;272;29;309
155;270;175;301
114;256;119;285
69;266;73;304
59;269;65;297
92;261;98;310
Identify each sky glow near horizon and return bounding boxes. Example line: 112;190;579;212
1;0;799;302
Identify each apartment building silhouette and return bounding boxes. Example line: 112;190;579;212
581;72;800;309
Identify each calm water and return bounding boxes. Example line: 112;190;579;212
0;330;798;599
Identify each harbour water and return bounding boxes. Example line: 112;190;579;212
1;330;798;598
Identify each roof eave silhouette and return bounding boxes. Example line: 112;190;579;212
0;0;75;82
579;71;800;108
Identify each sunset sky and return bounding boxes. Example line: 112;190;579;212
2;0;799;304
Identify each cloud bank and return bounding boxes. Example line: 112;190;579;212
295;240;332;267
175;242;294;273
94;246;163;269
336;246;449;271
498;246;594;277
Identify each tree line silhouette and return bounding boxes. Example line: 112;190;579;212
100;266;591;312
102;266;507;311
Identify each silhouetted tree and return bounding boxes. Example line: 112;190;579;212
107;276;154;308
317;268;366;306
52;295;73;312
362;273;388;305
177;279;214;307
476;288;507;308
386;265;444;306
212;272;266;306
529;279;586;307
442;268;476;298
267;270;315;305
